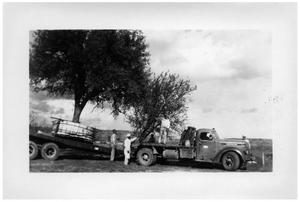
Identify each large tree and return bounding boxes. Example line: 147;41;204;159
126;72;196;141
30;30;151;122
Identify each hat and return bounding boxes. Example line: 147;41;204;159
126;133;131;137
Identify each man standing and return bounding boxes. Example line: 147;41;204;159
124;133;137;165
110;129;117;161
160;116;170;144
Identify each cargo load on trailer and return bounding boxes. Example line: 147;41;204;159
52;118;95;142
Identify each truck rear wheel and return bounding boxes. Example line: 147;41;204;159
222;151;240;171
137;148;155;166
41;143;60;161
29;141;38;160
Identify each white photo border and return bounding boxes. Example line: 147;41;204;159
3;2;297;199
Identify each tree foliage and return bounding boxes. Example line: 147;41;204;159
126;72;196;140
30;30;151;122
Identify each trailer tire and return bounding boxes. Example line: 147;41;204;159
222;151;240;171
137;148;155;166
41;143;60;161
29;141;38;160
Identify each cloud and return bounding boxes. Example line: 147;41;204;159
147;37;174;55
30;101;51;113
227;59;261;80
144;30;271;84
82;117;102;127
159;54;187;68
80;111;131;130
241;108;258;113
51;107;65;114
202;108;213;113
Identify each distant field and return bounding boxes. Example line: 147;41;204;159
247;138;272;172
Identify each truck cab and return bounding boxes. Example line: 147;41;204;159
180;128;254;170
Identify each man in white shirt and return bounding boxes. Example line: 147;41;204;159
159;116;170;144
124;133;137;165
110;129;117;161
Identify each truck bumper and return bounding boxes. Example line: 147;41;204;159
246;154;256;164
241;154;257;169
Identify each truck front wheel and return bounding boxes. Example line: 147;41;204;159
41;143;60;161
222;151;240;171
137;148;155;166
29;141;38;160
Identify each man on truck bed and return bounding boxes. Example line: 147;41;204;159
159;116;170;144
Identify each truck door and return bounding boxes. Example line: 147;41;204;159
195;131;217;161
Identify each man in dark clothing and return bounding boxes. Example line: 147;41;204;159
110;129;117;161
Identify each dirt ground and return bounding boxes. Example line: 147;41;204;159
29;155;268;172
30;138;272;172
30;156;224;172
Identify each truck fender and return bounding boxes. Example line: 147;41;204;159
213;147;245;163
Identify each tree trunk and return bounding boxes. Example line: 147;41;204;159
72;104;83;123
140;118;158;142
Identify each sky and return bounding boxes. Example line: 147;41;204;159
30;30;272;139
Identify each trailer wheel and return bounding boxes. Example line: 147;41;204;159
222;151;240;171
41;143;60;161
137;148;155;166
29;141;38;160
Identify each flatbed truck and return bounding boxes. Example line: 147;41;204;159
131;127;256;171
30;123;255;171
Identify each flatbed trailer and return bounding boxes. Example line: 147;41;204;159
29;131;124;161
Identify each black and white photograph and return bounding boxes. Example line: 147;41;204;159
29;29;271;173
3;2;297;199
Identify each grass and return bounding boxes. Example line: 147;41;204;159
247;138;272;172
